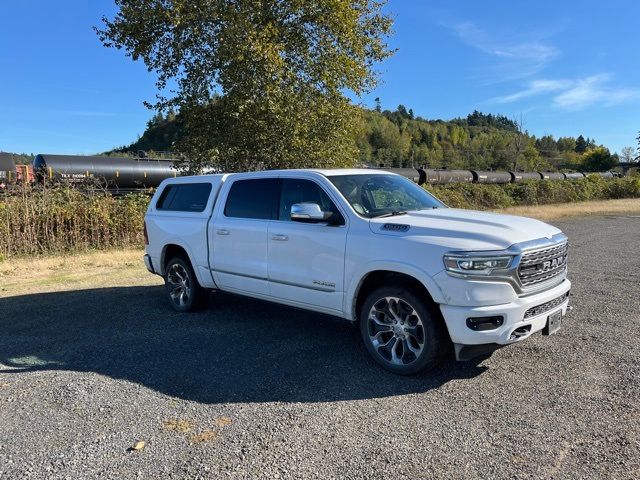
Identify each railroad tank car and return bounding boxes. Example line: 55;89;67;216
563;172;586;180
510;171;543;182
0;152;16;187
422;169;474;184
32;154;178;188
378;168;422;184
540;171;565;181
470;170;513;184
591;171;614;179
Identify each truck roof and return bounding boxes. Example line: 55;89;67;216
168;168;393;182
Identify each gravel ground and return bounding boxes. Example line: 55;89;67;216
0;215;638;479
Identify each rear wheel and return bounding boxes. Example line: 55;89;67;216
164;256;206;312
360;286;446;375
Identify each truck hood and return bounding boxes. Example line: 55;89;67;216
368;208;562;251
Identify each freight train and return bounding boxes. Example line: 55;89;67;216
380;167;615;185
0;152;618;191
32;154;179;188
0;153;179;191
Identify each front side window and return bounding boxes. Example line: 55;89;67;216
328;174;445;218
156;183;212;212
278;178;342;223
224;178;278;220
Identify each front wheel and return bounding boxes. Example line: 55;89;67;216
360;286;447;375
164;256;206;312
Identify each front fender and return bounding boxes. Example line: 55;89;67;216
344;260;446;321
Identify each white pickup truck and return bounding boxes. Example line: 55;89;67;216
143;169;571;374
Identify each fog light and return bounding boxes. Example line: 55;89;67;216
466;316;504;331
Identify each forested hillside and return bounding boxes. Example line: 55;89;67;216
114;107;619;172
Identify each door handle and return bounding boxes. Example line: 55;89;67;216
216;229;230;236
271;234;288;241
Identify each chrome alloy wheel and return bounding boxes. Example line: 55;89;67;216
167;263;191;307
367;296;426;366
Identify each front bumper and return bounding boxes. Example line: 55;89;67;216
439;278;571;346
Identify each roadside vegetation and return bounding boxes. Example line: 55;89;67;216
0;187;147;258
1;174;639;258
427;174;640;210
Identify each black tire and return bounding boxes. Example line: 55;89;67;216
164;256;207;312
359;285;447;375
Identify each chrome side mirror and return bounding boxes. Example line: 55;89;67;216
290;202;331;222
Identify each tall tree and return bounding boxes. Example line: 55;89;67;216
619;146;636;163
510;114;526;170
582;147;617;171
97;0;393;172
575;135;588;153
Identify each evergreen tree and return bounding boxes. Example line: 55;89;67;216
575;135;588;153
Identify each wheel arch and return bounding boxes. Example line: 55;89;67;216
161;243;190;273
347;264;446;323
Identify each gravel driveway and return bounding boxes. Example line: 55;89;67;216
0;215;638;479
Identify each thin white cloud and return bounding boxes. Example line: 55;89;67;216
493;79;572;103
447;20;560;81
493;74;640;110
553;74;639;110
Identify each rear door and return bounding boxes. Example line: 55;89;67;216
267;177;348;313
210;176;278;296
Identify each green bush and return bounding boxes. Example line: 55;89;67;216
428;175;640;210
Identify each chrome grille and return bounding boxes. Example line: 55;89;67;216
523;292;570;319
518;241;568;288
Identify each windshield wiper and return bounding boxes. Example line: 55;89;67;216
371;210;408;218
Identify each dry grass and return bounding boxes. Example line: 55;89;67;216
0;249;160;298
189;430;218;443
495;198;640;221
163;419;195;433
0;186;149;257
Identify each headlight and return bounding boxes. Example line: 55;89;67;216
443;254;513;276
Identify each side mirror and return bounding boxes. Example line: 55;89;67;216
290;202;332;223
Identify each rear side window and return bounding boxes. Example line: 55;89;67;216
224;178;277;220
157;183;212;212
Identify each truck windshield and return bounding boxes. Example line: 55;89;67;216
328;174;446;218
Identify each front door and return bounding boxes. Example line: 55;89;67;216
267;177;348;312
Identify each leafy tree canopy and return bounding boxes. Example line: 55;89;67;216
97;0;393;172
582;147;618;172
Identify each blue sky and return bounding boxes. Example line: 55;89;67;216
1;0;639;155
